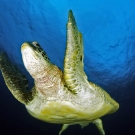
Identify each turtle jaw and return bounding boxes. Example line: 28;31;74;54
21;42;50;78
21;42;38;59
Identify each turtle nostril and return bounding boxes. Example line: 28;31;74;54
32;41;40;47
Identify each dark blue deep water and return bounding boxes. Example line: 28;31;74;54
0;0;135;135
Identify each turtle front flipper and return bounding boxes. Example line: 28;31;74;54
0;52;36;105
64;10;89;94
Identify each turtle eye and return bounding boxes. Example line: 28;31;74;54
32;41;40;47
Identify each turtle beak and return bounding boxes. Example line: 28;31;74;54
21;42;31;51
21;42;38;59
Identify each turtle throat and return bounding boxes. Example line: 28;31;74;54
34;64;63;96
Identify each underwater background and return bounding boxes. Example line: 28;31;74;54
0;0;135;135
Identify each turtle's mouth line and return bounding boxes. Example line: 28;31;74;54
21;42;50;62
21;42;40;60
21;42;36;52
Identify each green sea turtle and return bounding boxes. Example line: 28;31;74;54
0;10;119;135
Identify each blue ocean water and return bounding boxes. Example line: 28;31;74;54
0;0;135;134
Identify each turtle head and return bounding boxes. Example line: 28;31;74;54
21;42;50;78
